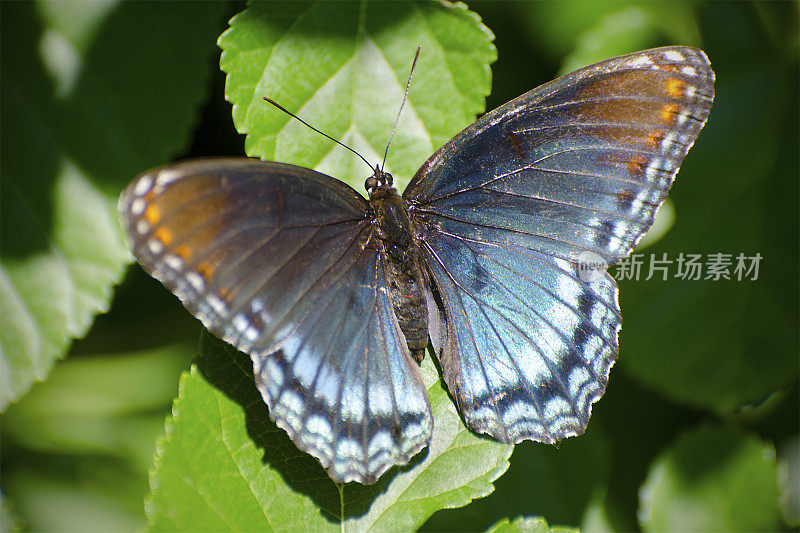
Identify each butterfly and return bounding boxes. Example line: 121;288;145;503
120;46;714;484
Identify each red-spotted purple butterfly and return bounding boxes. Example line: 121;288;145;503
120;47;714;484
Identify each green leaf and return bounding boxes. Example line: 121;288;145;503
486;515;576;533
1;493;22;533
147;332;511;531
579;488;615;533
3;469;147;533
0;330;195;533
777;435;799;526
0;1;226;409
219;0;496;193
558;6;661;75
1;344;194;467
510;1;700;61
422;422;610;530
638;425;781;532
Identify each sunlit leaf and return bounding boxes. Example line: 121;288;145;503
422;425;610;530
2;344;194;466
486;515;575;533
638;425;781;532
219;0;496;193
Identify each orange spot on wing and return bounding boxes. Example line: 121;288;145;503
666;78;685;98
647;130;665;147
144;204;160;224
197;262;215;279
626;155;648;175
154;227;172;246
660;104;679;123
174;245;192;260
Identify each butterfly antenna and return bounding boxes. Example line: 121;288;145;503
381;46;421;173
262;97;374;172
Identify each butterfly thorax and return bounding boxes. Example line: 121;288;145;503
367;172;429;363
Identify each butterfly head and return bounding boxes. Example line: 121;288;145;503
365;165;395;199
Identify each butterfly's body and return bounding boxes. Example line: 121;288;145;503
121;46;714;484
367;174;430;363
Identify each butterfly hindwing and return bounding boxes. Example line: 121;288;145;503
253;247;433;484
408;47;714;442
421;231;620;442
120;159;432;483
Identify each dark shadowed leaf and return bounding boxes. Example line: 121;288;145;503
0;1;225;409
618;1;799;414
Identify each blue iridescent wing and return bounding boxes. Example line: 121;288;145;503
407;47;714;442
421;235;620;443
406;46;715;264
120;159;432;483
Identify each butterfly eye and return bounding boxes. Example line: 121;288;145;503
365;176;377;192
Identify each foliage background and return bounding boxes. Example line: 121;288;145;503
1;0;798;531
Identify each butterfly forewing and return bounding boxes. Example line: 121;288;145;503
120;159;432;483
407;46;714;443
406;46;715;264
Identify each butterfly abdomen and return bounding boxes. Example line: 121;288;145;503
369;188;429;363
